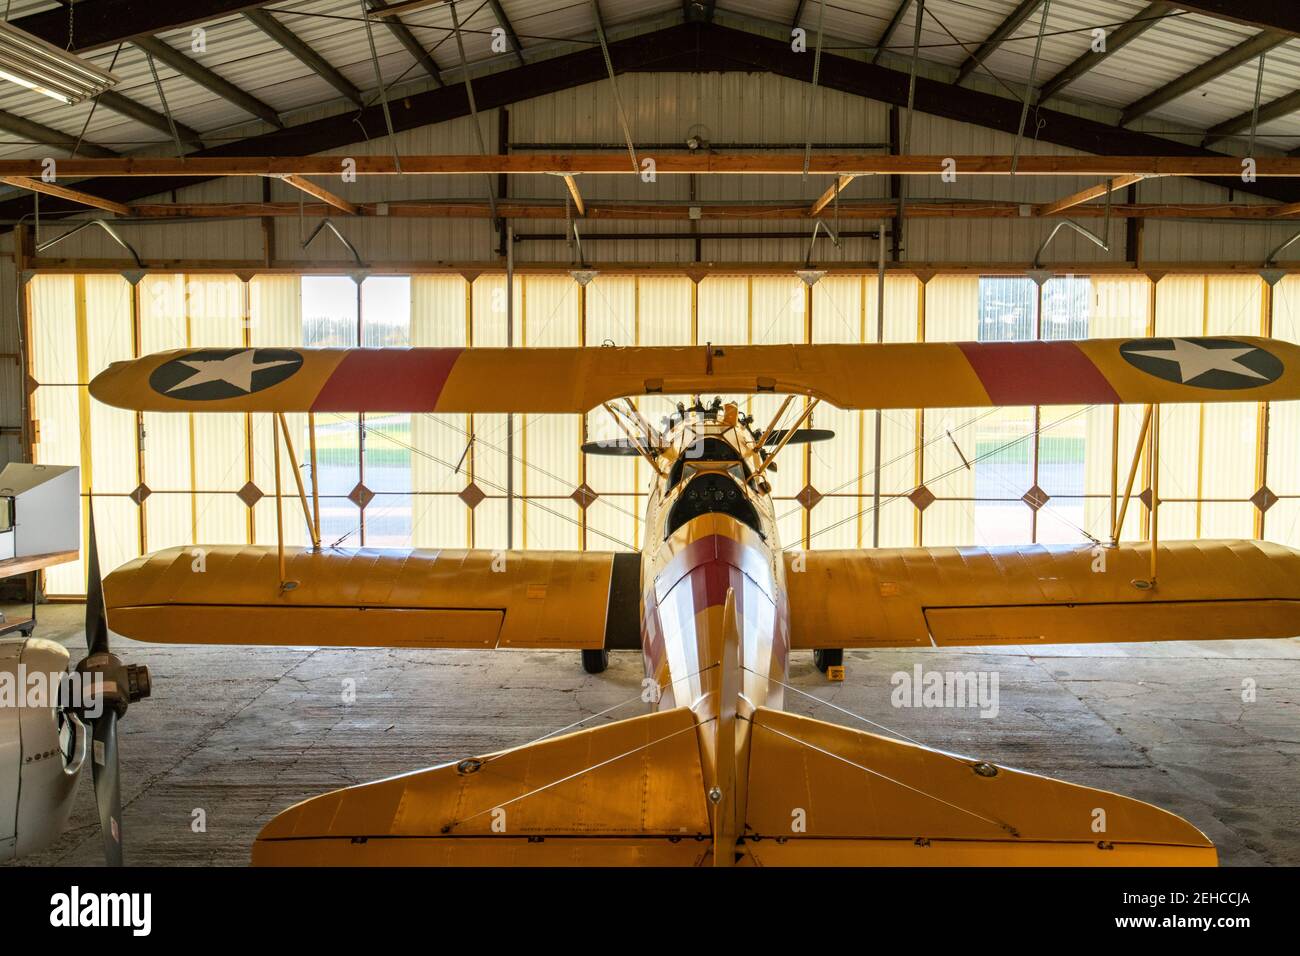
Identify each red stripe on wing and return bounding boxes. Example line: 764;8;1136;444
310;348;465;412
957;341;1121;405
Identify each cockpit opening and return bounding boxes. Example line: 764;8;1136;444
665;470;762;538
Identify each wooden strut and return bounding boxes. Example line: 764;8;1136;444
278;412;319;549
1149;404;1160;586
1112;404;1153;546
308;412;321;547
272;413;286;588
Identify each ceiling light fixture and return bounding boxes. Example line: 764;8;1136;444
0;22;120;106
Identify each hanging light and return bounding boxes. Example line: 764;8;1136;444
0;22;119;106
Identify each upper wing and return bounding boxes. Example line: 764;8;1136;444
88;336;1300;414
784;539;1300;648
104;545;642;650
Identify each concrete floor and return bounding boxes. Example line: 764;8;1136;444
6;602;1299;866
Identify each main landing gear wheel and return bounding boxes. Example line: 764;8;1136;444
582;649;609;674
813;648;843;673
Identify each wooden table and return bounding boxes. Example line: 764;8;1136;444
0;549;78;638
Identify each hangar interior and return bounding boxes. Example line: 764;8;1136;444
1;0;1299;866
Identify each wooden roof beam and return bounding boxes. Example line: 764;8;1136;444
122;198;1300;222
561;174;585;215
1034;173;1150;216
0;176;130;215
809;174;856;215
0;154;1297;177
277;174;358;214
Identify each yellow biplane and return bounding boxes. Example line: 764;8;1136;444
88;334;1300;867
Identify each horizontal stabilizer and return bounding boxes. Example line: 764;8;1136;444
253;708;711;866
785;539;1300;648
89;336;1300;413
744;708;1215;865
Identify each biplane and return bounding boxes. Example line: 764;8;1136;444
85;334;1300;867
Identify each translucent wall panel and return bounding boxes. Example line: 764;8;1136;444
809;277;863;549
1082;277;1151;542
584;276;641;550
519;275;580;550
1267;277;1300;545
922;276;980;547
469;275;520;551
26;267;1300;596
410;275;470;549
361;277;413;547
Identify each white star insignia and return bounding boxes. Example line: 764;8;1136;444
1128;338;1268;384
166;350;297;394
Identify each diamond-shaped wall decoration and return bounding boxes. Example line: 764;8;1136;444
570;483;598;509
908;485;936;512
128;483;151;506
458;482;486;509
236;481;263;508
796;484;823;510
1022;484;1050;511
1251;485;1278;513
348;482;374;510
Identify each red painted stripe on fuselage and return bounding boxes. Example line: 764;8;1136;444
957;340;1122;405
310;347;464;412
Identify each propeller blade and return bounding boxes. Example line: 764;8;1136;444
84;500;110;657
91;710;123;867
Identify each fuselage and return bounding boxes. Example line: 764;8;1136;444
637;403;790;852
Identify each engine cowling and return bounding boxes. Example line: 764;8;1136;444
0;637;89;862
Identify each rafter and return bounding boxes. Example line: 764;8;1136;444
1170;1;1300;37
1203;89;1300;148
0;176;130;214
367;0;444;85
14;1;273;53
94;90;205;147
487;0;526;67
0;109;116;158
277;174;358;214
1039;2;1172;102
872;0;914;65
1121;31;1288;125
955;0;1045;84
133;36;283;129
244;9;363;106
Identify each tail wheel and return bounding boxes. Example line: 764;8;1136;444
813;648;843;674
582;649;609;674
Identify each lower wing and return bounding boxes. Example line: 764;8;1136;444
104;545;642;650
785;539;1300;648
